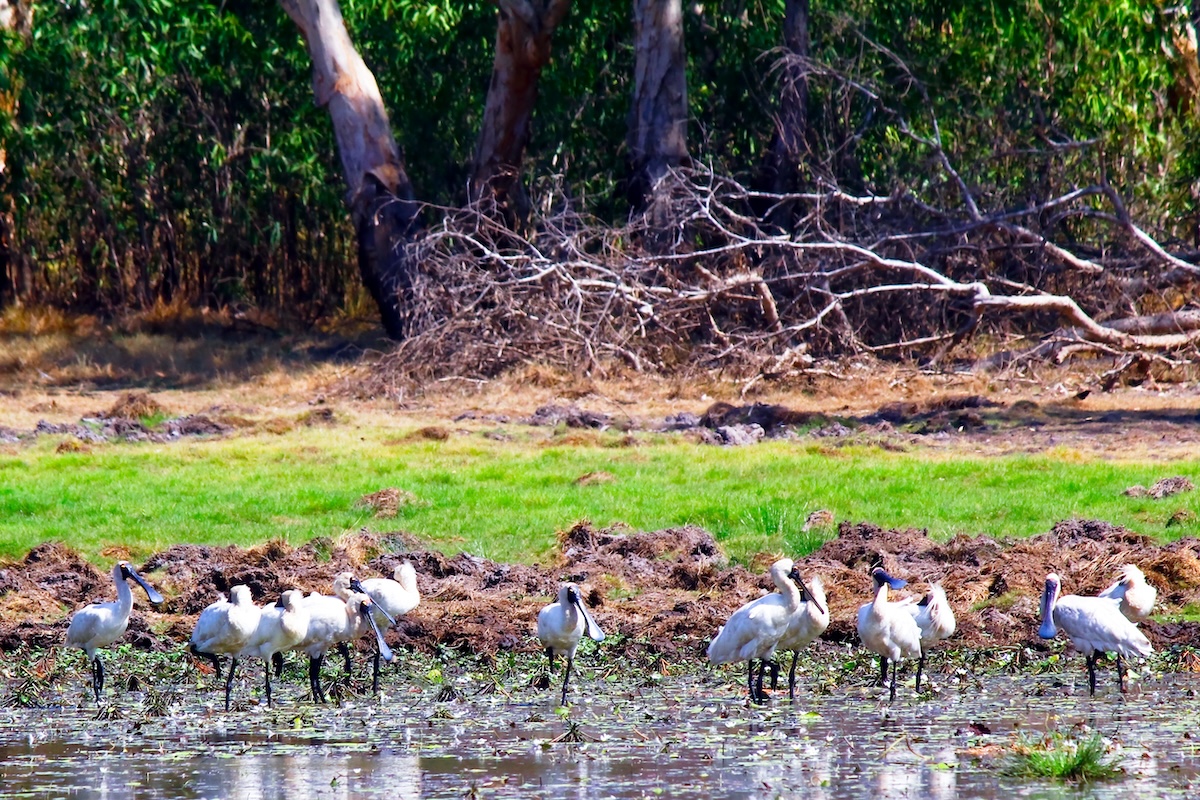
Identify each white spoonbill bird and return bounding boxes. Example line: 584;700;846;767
295;591;393;702
238;589;310;708
1098;564;1157;622
904;582;956;692
856;567;922;702
351;562;419;693
1039;572;1152;695
707;558;807;704
189;585;262;710
65;561;164;702
537;583;605;705
770;568;829;699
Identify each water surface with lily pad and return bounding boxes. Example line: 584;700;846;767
1;670;1198;800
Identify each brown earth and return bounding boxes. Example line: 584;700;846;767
2;520;1198;666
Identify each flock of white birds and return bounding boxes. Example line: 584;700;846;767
62;557;1157;708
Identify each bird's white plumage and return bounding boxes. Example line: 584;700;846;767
239;590;310;662
1049;594;1152;659
357;562;420;628
708;559;803;665
1098;564;1156;622
65;562;151;659
190;585;261;657
905;583;956;648
537;583;604;659
774;574;829;655
296;590;372;659
857;576;922;664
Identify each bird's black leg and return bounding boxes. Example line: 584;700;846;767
788;651;799;700
310;654;327;703
770;659;780;692
755;659;767;705
546;646;556;671
272;651;284;678
96;655;105;701
90;657;101;702
264;659;274;708
372;649;382;695
879;654;888;687
338;642;352;678
1086;653;1097;696
915;648;927;693
190;645;223;680
1117;654;1127;693
889;659;898;703
224;657;238;712
561;654;574;705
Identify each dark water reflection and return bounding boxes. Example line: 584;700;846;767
0;673;1197;799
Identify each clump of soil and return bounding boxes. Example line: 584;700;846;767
2;518;1199;662
102;391;166;420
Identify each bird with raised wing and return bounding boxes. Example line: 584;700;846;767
1098;564;1156;623
537;583;605;705
857;567;922;702
1040;572;1152;695
66;561;164;702
189;585;262;711
708;558;811;704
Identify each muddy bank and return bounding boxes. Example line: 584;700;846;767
2;520;1199;663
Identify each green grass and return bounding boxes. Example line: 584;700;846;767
1004;732;1122;782
1;425;1199;564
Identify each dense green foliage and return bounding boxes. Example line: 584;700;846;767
1;424;1198;563
1;0;1196;315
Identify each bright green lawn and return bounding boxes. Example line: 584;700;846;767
2;426;1197;564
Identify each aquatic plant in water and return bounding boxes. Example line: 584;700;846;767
1004;731;1122;782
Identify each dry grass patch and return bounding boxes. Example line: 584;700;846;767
103;391;167;420
355;488;427;518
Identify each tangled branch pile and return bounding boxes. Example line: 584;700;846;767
361;161;1200;393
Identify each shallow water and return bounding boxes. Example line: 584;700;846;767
1;671;1198;799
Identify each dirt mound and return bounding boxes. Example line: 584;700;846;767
102;391;166;420
3;520;1199;664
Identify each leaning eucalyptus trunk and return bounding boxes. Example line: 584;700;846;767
470;0;572;226
278;0;420;339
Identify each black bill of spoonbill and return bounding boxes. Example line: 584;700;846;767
1039;572;1152;695
707;558;806;705
536;583;605;705
903;582;956;692
771;567;829;699
65;561;165;702
350;564;417;693
189;585;262;710
295;591;393;702
856;567;921;702
237;589;309;708
1097;564;1157;622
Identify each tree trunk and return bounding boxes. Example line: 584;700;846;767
767;0;809;199
470;0;571;224
0;0;33;308
278;0;420;339
626;0;688;215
